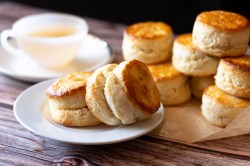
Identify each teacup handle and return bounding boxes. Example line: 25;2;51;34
1;29;22;56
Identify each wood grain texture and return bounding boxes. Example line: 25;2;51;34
0;1;250;165
0;75;30;105
0;104;250;165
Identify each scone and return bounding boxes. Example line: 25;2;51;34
122;21;173;64
86;64;122;125
105;60;161;124
172;33;219;76
201;85;250;127
215;55;250;98
190;76;215;99
192;10;250;57
148;62;191;106
46;72;101;126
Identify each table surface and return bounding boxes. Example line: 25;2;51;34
0;2;250;165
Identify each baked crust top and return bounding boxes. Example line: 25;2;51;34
197;10;249;31
125;21;173;40
148;62;184;82
204;85;250;107
121;60;160;112
175;33;194;49
46;72;92;97
223;55;250;71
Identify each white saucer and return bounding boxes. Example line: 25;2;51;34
13;78;164;145
0;34;114;82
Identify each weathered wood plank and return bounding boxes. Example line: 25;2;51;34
0;75;30;105
1;105;250;165
154;134;250;157
1;135;250;166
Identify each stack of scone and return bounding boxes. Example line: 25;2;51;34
122;21;191;106
203;56;250;127
190;10;250;127
46;72;101;127
172;33;219;99
46;60;161;126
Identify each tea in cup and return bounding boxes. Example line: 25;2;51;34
1;13;88;68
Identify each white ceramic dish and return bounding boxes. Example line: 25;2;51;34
14;79;164;145
0;34;114;82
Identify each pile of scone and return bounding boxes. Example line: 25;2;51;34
122;10;250;127
46;10;250;128
122;21;192;105
46;60;161;126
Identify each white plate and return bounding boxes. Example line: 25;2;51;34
14;79;164;145
0;34;114;82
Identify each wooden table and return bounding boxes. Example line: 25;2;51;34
0;2;250;165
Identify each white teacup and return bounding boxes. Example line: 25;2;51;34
1;13;88;68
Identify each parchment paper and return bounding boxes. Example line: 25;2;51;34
150;99;250;143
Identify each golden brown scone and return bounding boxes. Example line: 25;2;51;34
122;21;173;64
46;72;101;126
190;76;215;99
201;85;250;127
86;64;122;125
172;33;219;76
215;55;250;98
148;62;191;106
46;72;91;109
105;60;161;124
192;10;250;57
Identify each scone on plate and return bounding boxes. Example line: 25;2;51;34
172;33;219;76
215;55;250;98
105;60;161;125
148;62;191;106
46;72;101;127
201;85;250;127
86;64;122;125
122;21;173;64
190;76;215;99
192;10;250;57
